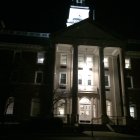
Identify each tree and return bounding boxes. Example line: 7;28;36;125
52;87;71;116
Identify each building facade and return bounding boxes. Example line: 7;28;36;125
0;19;140;127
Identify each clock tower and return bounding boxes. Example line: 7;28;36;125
67;0;95;27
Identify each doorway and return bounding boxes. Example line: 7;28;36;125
79;97;91;123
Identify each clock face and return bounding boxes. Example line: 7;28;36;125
67;6;89;26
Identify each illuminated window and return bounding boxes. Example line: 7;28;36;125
86;56;93;68
105;75;110;87
57;99;65;116
35;71;43;84
30;98;40;117
60;53;67;65
106;100;112;117
5;97;14;115
129;105;136;118
125;58;131;69
37;52;45;64
126;76;133;88
104;57;109;68
78;55;84;68
60;73;67;85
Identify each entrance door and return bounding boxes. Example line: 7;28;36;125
79;97;91;123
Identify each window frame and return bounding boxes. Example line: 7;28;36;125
37;51;45;64
126;75;133;89
78;54;84;68
87;75;92;86
86;56;93;69
78;74;82;85
105;74;110;87
125;58;131;69
5;97;14;115
129;104;137;118
35;71;43;84
59;72;67;85
106;100;112;117
104;57;109;68
60;53;67;66
57;99;65;116
30;98;40;117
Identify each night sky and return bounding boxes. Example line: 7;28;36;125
0;0;139;39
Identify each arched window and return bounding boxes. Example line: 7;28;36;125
5;97;14;115
57;99;65;116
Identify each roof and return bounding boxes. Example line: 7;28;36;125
0;30;50;45
51;18;124;46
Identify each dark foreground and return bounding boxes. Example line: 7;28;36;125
0;124;140;140
0;131;140;140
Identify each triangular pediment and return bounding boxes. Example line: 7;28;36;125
52;18;123;45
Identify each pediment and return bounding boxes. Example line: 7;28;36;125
52;18;122;44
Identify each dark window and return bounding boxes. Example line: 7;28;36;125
35;71;43;84
105;75;109;87
60;73;66;84
88;80;91;85
126;76;133;88
79;79;82;85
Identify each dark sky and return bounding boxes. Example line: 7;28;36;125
0;0;139;39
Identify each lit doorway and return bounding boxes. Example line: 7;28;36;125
79;97;91;123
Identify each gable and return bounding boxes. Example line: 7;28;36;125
52;18;122;44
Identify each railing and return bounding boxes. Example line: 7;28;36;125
53;114;126;125
91;117;102;124
109;116;126;125
53;114;69;124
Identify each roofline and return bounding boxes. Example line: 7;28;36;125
0;30;50;38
